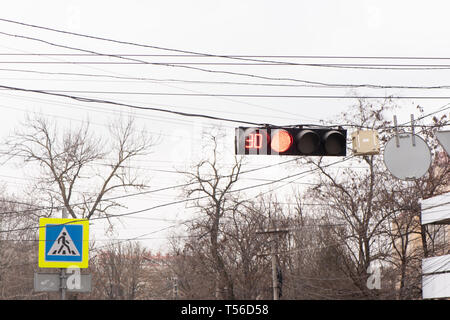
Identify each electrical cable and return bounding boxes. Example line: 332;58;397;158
6;85;450;101
0;84;268;126
3;28;450;91
4;17;450;72
0;37;324;122
4;18;448;104
6;52;450;61
5;67;450;91
1;102;448;219
0;155;302;216
0;155;354;232
1;85;449;134
6;60;450;70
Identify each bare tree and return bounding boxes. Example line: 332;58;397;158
168;234;222;299
3;114;156;221
0;193;42;299
178;135;242;299
88;241;149;300
409;110;450;259
167;194;275;300
220;198;271;299
380;112;450;299
303;99;405;298
303;99;450;299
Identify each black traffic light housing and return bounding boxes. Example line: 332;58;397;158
235;126;347;156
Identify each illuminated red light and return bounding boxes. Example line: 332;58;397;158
271;130;293;153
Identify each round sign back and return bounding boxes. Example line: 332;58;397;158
383;133;431;180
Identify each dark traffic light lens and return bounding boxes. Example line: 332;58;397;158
323;130;346;155
296;130;320;154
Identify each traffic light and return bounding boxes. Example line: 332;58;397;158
235;126;347;156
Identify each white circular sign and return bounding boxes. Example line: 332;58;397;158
383;133;431;180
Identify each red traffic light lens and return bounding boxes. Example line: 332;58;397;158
271;129;293;153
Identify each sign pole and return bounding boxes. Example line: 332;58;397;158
61;208;67;300
61;268;67;300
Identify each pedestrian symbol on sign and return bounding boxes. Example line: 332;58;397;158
48;227;80;256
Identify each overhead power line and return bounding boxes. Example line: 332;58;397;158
0;29;371;88
4;17;450;70
5;67;450;90
4;60;450;70
0;83;449;134
0;155;302;216
0;84;267;126
5;53;450;60
4;86;450;100
2;24;450;90
0;18;310;67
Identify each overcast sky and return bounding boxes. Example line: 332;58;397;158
1;1;450;253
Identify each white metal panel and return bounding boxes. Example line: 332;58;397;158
420;192;450;225
422;254;450;274
422;273;450;299
436;131;450;156
34;273;92;293
34;273;60;292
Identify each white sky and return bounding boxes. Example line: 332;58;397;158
1;1;450;253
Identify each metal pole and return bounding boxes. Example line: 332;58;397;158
61;268;66;300
410;114;416;146
393;115;400;148
61;207;68;300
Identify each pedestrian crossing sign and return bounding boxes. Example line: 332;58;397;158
39;218;89;268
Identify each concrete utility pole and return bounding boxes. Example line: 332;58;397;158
172;276;179;300
256;222;288;301
270;238;279;300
